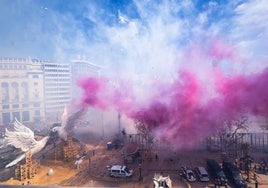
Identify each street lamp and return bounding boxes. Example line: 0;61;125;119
138;163;143;181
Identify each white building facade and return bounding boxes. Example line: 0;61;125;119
0;57;100;126
43;62;72;122
0;57;45;125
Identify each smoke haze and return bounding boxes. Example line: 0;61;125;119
1;1;268;148
77;48;268;149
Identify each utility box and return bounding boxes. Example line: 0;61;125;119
107;142;112;150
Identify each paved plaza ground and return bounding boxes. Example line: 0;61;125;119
1;139;268;187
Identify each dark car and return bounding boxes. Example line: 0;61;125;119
195;166;210;182
222;161;247;188
180;166;197;182
207;159;228;187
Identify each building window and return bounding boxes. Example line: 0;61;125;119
35;110;40;116
11;82;19;102
12;104;19;108
1;82;9;103
12;112;20;121
33;103;40;107
2;105;9;109
34;92;39;98
33;75;39;78
2;112;10;124
21;82;29;101
22;104;29;108
22;111;30;121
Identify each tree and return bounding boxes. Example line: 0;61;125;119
259;118;268;131
209;115;249;156
134;116;155;149
222;115;248;148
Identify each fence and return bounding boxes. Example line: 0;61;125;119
207;132;268;153
126;133;268;153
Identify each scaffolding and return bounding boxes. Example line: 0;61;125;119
14;151;40;181
62;135;78;162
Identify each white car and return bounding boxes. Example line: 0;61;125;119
180;167;196;182
108;165;133;178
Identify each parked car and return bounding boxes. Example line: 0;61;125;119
222;161;247;188
195;166;210;182
207;159;228;187
180;167;196;182
108;165;133;178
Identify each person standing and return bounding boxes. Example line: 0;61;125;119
255;180;258;188
88;157;91;173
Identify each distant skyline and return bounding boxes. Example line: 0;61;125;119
0;0;267;76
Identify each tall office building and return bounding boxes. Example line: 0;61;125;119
43;62;72;122
71;58;101;98
71;58;102;127
0;57;45;125
71;58;100;81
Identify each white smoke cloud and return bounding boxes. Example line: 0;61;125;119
1;0;268;137
1;0;267;73
231;0;268;72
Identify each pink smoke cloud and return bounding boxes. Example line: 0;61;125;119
76;39;268;149
77;77;106;108
77;77;136;113
209;39;234;61
218;67;268;117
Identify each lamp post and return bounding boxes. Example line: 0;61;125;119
118;112;121;135
88;157;91;174
138;163;143;181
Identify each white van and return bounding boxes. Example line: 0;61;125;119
109;165;133;178
195;166;209;182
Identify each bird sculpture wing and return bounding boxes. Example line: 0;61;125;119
5;118;37;152
65;107;87;134
53;106;86;140
13;118;35;137
61;104;68;128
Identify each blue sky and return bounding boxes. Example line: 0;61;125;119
0;0;268;79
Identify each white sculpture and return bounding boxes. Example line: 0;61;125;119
52;106;86;141
75;154;85;169
47;168;54;176
153;173;172;188
52;105;68;141
4;118;49;168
